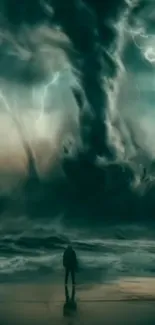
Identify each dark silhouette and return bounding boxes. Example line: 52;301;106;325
63;246;77;318
65;284;76;303
63;245;77;286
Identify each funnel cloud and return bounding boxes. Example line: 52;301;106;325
0;0;154;223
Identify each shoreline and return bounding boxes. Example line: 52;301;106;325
0;277;154;300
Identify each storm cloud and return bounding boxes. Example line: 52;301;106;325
0;1;155;223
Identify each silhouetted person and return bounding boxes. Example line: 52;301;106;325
63;245;77;286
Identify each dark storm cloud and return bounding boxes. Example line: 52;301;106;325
57;0;155;223
0;0;131;158
1;1;151;160
50;0;130;159
1;0;155;223
0;0;134;158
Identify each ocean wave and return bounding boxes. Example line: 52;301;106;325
0;221;154;280
0;239;154;280
0;227;155;254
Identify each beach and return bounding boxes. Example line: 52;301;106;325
0;277;155;324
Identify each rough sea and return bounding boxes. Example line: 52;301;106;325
0;216;155;283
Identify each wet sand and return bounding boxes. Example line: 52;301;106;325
0;277;154;324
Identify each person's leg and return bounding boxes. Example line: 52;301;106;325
65;285;69;302
71;269;75;286
65;268;69;285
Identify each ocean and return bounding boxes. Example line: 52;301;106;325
0;217;155;283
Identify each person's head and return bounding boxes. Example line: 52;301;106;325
67;243;73;251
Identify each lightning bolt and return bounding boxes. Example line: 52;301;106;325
0;68;66;183
0;71;61;139
0;70;63;167
0;89;35;159
36;71;60;124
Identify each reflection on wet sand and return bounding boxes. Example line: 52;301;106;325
63;285;77;319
